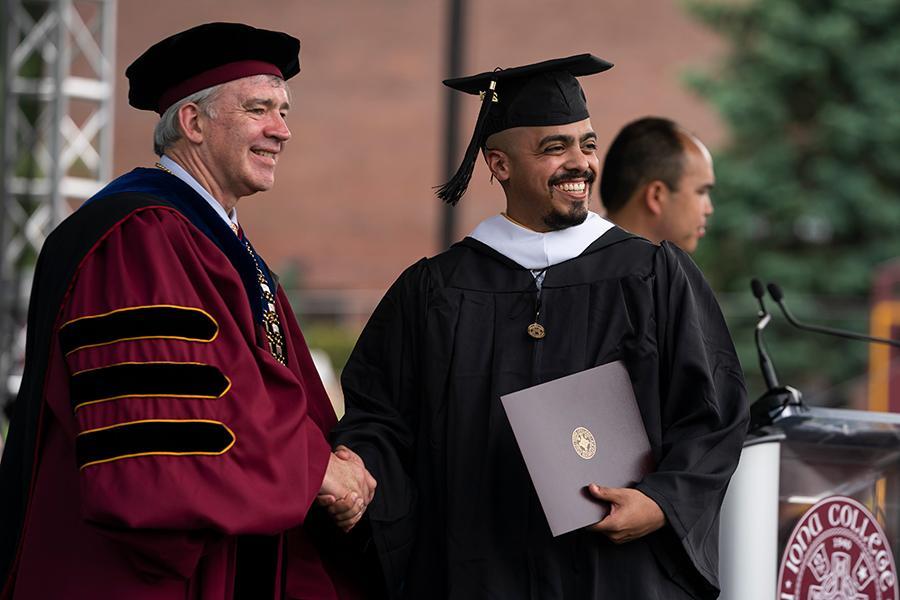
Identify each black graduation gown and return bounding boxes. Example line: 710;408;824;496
332;227;749;600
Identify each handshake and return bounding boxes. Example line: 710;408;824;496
317;445;377;532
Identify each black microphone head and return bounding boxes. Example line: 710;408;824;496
751;278;765;299
767;282;784;302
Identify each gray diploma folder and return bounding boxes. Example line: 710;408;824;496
500;361;653;537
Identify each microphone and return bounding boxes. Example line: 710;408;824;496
748;278;806;432
750;279;766;307
751;278;780;390
767;282;900;348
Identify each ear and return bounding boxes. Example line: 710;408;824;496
643;181;669;217
484;148;511;183
177;103;205;144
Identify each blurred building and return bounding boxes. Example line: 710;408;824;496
113;0;725;323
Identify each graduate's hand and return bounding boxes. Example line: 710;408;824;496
585;484;666;543
317;492;366;532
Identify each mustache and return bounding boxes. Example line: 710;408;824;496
548;170;595;186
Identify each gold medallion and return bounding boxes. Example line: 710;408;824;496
527;322;545;339
572;427;596;460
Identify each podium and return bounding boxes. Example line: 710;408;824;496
719;406;900;599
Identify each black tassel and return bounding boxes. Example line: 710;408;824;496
435;80;498;206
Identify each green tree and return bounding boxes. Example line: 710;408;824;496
687;0;900;404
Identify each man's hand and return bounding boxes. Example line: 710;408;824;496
317;445;376;532
585;484;666;543
334;445;376;504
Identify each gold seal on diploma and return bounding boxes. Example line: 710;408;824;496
571;427;596;460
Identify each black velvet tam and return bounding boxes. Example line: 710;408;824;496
126;22;301;114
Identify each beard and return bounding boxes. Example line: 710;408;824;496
542;200;589;230
542;169;593;230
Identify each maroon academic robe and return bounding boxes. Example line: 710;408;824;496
4;206;347;599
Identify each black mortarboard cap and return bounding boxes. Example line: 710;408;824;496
436;54;613;205
127;22;301;114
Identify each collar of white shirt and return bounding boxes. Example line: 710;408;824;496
159;155;239;233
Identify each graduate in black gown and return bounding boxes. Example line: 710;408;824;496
332;55;749;599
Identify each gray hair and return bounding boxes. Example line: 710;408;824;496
152;75;291;156
152;84;223;156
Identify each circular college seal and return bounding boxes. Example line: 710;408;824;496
777;496;898;600
571;427;596;460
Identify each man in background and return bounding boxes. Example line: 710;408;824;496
600;116;715;253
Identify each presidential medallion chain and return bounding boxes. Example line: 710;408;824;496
242;240;287;365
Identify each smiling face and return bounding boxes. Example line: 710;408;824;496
197;75;291;205
485;118;599;232
658;137;714;253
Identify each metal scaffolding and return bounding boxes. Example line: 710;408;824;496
0;0;116;416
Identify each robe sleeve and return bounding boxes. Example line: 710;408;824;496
55;208;332;578
634;242;749;594
331;260;430;596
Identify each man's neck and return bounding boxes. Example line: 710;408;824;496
504;207;551;233
157;155;240;233
164;147;238;213
501;211;539;232
606;207;660;244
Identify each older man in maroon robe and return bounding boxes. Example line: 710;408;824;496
0;22;373;600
